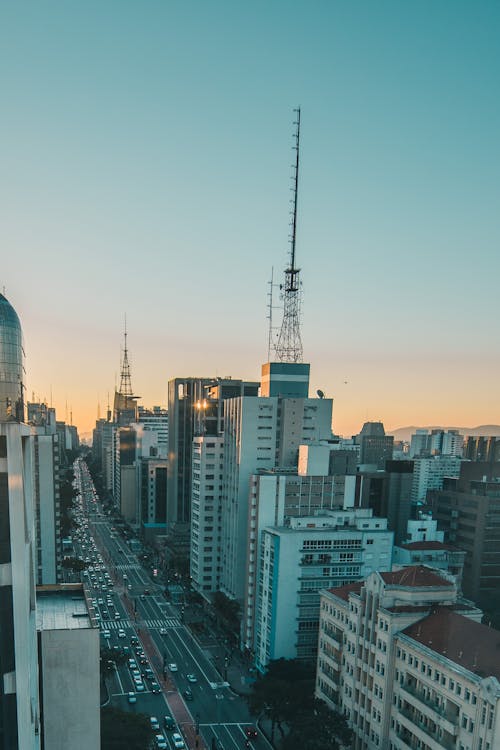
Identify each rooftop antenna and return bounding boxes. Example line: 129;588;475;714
275;107;303;363
266;267;281;361
119;314;133;398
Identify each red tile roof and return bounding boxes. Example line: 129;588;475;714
403;607;500;680
327;581;363;601
379;566;453;588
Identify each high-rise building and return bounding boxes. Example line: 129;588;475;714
431;461;500;606
315;567;498;750
357;422;394;469
409;429;463;458
411;455;462;504
137;405;168;459
220;364;333;601
253;508;393;670
0;293;40;749
168;377;259;525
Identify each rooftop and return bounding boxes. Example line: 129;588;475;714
36;584;95;631
327;581;363;602
400;541;455;551
379;566;453;588
403;607;500;680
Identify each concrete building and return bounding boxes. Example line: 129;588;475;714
357;422;394;470
431;462;500;606
316;566;488;750
137;405;168;459
410;455;462;504
190;435;224;595
167;377;259;526
220;375;333;602
0;293;40;749
242;470;358;653
409;429;463;458
298;438;359;476
253;509;393;670
37;584;100;749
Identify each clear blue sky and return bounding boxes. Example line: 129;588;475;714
1;1;499;437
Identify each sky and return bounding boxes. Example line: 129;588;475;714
1;1;500;439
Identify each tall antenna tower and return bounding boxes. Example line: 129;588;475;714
119;315;133;397
275;108;303;363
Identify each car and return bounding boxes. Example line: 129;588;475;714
131;669;141;678
127;692;136;704
171;732;185;749
135;682;145;692
150;716;160;730
128;658;137;668
245;726;258;738
155;735;167;750
117;629;126;638
130;636;139;645
164;715;175;730
101;629;111;639
159;627;167;635
138;655;147;665
151;682;161;694
144;668;154;679
168;663;178;672
114;612;120;619
183;688;193;701
186;674;197;683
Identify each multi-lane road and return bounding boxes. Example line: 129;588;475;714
73;458;268;750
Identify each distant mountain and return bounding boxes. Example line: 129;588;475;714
387;425;500;443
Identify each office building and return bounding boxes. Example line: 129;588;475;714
316;566;489;750
137;405;168;459
0;293;40;749
409;429;463;458
410;455;462;504
254;509;393;670
357;422;394;469
431;462;500;606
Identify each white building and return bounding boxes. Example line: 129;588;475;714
37;584;100;749
220;387;333;602
411;455;462;504
254;509;393;670
315;566;492;750
137;405;168;459
409;429;464;459
191;435;224;595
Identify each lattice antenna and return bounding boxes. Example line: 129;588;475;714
119;314;133;397
266;267;282;361
275;108;303;363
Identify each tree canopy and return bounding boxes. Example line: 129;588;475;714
100;707;152;750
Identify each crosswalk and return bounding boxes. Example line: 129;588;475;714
103;618;181;630
114;563;140;570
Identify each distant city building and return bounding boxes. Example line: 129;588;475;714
37;584;100;749
431;461;500;606
254;509;393;670
137;405;168;459
315;567;491;750
357;421;394;469
410;455;461;504
463;434;500;462
298;438;359;476
409;428;463;458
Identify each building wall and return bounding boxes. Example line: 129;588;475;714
0;423;40;750
39;627;100;749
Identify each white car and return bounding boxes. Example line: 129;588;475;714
150;717;160;730
155;735;167;750
159;627;167;635
117;629;126;638
168;663;178;672
172;733;185;749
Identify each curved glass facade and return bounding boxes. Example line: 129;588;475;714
0;294;25;422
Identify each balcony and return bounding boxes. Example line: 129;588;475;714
400;682;458;735
399;705;456;750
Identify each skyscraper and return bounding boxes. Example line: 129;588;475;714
0;294;40;749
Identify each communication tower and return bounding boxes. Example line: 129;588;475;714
275;108;303;363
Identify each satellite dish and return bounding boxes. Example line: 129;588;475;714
317;389;325;399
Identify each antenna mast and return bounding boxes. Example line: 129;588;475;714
119;314;133;398
275;107;303;363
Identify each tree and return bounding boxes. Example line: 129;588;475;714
282;698;353;750
61;556;87;572
100;707;152;750
212;590;240;635
247;659;315;742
